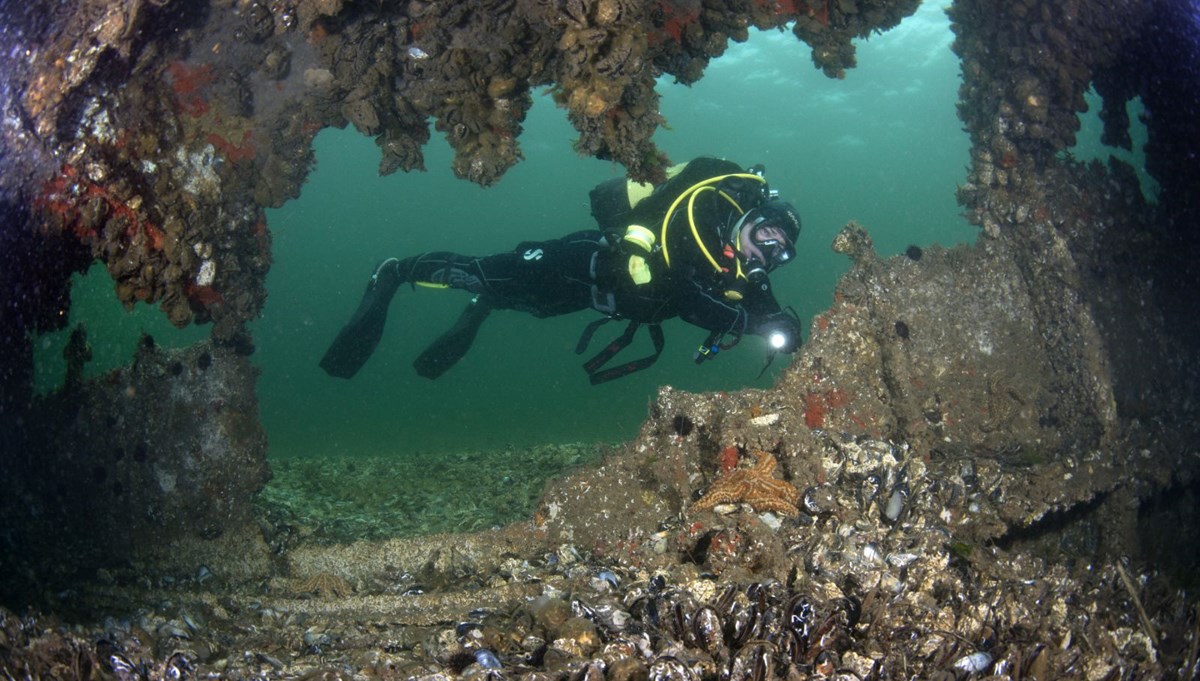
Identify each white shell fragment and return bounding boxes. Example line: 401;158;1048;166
748;412;780;426
196;259;216;287
953;651;993;674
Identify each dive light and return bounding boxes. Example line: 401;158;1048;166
758;311;801;354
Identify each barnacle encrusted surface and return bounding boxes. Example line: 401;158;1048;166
1;0;1196;379
1;0;1199;677
0;0;922;360
5;195;1197;678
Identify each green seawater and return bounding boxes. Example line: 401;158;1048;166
32;4;1150;463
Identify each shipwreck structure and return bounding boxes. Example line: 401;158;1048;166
0;0;1199;678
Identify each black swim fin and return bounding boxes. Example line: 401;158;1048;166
413;296;492;379
319;259;403;378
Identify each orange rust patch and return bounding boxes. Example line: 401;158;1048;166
803;392;826;429
802;388;852;430
185;283;225;308
143;222;165;250
167;61;214;117
34;164;163;250
206;130;256;162
658;0;700;43
718;446;740;474
809;0;830;26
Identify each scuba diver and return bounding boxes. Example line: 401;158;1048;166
320;156;805;385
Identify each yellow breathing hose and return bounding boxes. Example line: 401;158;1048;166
660;172;766;272
662;172;763;270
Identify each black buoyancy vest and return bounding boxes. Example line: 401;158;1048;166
589;157;767;241
576;157;771;384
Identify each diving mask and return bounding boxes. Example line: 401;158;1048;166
735;200;802;271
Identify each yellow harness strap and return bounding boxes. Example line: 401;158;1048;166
660;173;767;273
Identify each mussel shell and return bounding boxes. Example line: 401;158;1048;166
786;595;816;643
813;649;838;676
952;650;994;674
691;606;723;653
456;622;484;639
724;602;759;648
728;641;775;681
881;483;910;524
589;603;632;632
859;473;883;512
597;570;619;590
473;649;502;670
97;639;143;680
647;655;697;681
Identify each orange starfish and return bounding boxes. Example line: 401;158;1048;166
689;451;801;516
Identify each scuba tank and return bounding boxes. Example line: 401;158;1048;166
587;163;686;236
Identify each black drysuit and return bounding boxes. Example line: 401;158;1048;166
320;158;798;382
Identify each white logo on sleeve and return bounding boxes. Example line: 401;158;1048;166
523;248;544;261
